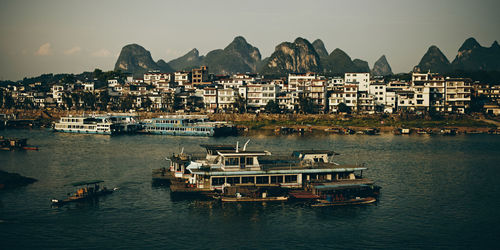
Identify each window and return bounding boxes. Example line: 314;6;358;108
245;157;254;165
211;177;225;186
271;176;284;183
285;175;297;183
241;176;255;184
224;157;239;166
256;176;269;184
227;177;240;185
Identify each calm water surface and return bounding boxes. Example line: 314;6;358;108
1;129;499;249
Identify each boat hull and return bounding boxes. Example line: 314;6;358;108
312;197;376;207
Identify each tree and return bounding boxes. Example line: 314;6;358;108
62;93;73;110
81;92;96;110
298;93;318;114
265;100;281;114
142;97;153;111
120;94;135;111
71;93;80;109
98;91;110;110
0;89;4;108
4;93;14;109
233;93;247;114
337;103;351;114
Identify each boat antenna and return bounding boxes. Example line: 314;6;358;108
236;141;239;153
243;139;250;151
180;147;184;154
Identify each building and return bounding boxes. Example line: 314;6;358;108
345;73;370;91
192;66;208;83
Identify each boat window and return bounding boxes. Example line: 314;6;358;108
246;157;254;165
285;175;298;183
227;177;240;185
270;176;283;183
211;177;225;186
256;176;269;184
241;176;255;184
224;157;239;166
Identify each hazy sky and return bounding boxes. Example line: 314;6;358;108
1;0;499;80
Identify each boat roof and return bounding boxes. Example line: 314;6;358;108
217;150;271;156
70;180;104;186
292;150;337;156
200;144;236;151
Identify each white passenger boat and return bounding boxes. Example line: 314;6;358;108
54;116;115;135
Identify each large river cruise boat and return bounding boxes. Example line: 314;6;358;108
143;115;236;137
53;114;140;135
154;141;380;203
54;116;115;135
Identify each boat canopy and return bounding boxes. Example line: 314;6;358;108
70;180;104;186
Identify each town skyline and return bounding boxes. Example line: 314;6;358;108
1;0;500;81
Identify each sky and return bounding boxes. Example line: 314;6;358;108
1;0;499;81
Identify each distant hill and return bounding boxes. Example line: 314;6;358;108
114;44;173;77
167;48;204;71
451;37;500;71
203;36;261;75
414;45;451;73
322;48;370;74
260;37;321;75
371;55;393;76
312;39;329;59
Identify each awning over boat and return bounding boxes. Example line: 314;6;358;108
70;180;104;186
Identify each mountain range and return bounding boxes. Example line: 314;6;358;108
414;37;500;73
114;36;498;77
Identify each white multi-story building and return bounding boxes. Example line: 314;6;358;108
345;73;370;91
174;71;191;86
217;88;236;110
202;87;218;111
288;73;318;92
246;83;277;110
51;85;64;105
445;78;472;113
328;77;344;91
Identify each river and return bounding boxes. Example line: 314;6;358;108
1;129;499;249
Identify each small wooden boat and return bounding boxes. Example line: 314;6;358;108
311;197;376;207
51;180;116;206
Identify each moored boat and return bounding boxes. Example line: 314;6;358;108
51;180;116;206
143;115;236;137
311;197;376;207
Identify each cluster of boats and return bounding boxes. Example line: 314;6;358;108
153;141;381;206
52;114;237;136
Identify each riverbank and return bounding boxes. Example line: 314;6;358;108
1;108;498;134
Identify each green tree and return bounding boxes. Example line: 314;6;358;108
81;92;96;110
337;103;351;114
71;93;80;109
298;93;318;114
120;94;135;111
265;100;281;114
0;89;4;108
142;97;153;111
62;93;73;110
233;93;247;114
98;91;110;110
4;93;14;109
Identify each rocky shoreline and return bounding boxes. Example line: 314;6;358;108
0;170;37;190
